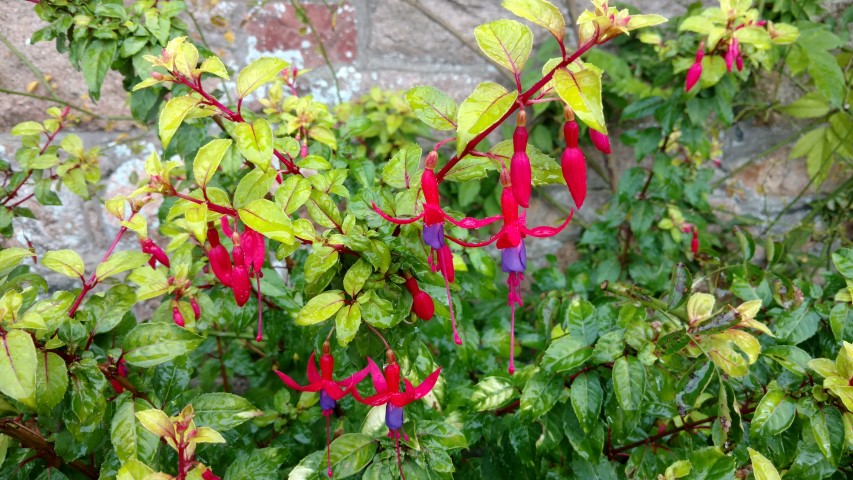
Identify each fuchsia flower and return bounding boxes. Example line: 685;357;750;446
449;171;574;373
685;43;704;92
404;276;435;321
172;303;185;327
561;114;587;209
353;351;441;480
725;38;739;73
372;151;501;345
589;128;612;155
275;342;371;478
140;238;170;268
510;110;532;208
691;227;699;255
201;469;221;480
191;297;201;319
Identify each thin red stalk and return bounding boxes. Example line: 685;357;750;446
173;191;238;217
1;122;64;206
435;29;600;182
365;323;391;351
8;193;34;208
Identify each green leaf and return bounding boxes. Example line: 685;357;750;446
158;95;201;148
471;376;516;411
193;138;232;188
192;393;263;431
571;371;602;433
748;448;781;480
683;447;735;480
225;447;286;480
382;143;422;189
403;86;458;131
343;258;372;297
335;303;361;346
296;291;346;326
541;335;592;372
111;394;158;464
810;406;844;466
456;82;518;155
0;248;33;271
275;175;312;215
34;351;68;411
11;121;44;136
233;167;276;210
96;251;152;281
418;421;468;449
474;20;533;77
552;61;606;133
502;0;565;43
779;91;831;119
733;26;771;49
832;248;853;278
122;323;204;367
81;39;116;101
0;330;38;405
239;199;294;245
328;434;377;478
234;119;274;170
117;459;155;480
565;299;597;345
751;390;796;436
199;56;230;79
520;368;562;420
308;125;337;150
304;245;339;284
763;345;812;376
237;57;289;99
42;249;85;279
127;266;173;301
612;356;645;411
306;190;342;230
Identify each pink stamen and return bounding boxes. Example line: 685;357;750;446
509;304;516;375
444;279;461;345
326;414;332;478
395;432;405;480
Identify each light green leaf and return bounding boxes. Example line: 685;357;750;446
382;143;422;189
304;244;339;284
238;199;294;245
779;91;831;119
237;57;289;98
552;62;606;134
296;291;346;326
275;175;312;215
474;19;533;77
502;0;565;43
96;251;152;281
471;376;516;411
193;138;232;188
199;56;230;79
0;330;37;404
111;393;158;464
0;248;33;271
11;121;44;136
159;96;202;148
42;249;85;279
128;266;173;301
308;125;337;150
541;335;592;372
734;26;771;49
233;167;276;209
234;119;274;170
343;259;372;297
123;323;204;367
335;303;362;346
403;85;458;130
34;351;68;411
192;393;263;431
748;448;781;480
456;82;518;155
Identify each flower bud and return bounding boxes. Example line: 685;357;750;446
691;228;699;255
140;238;170;268
685;62;702;92
208;245;233;287
172;305;185;327
589;129;612;155
232;265;251;307
240;228;265;273
232;245;246;268
221;217;234;238
561;146;587;209
300;141;309;158
191;298;201;319
207;225;221;247
412;291;435;321
564;119;579;147
202;469;221;480
510;123;531;208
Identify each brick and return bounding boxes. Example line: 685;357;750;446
244;1;358;68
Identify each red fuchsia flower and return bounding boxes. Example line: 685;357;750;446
561;112;587;209
691;226;699;255
239;227;265;275
589;128;612;155
109;358;128;394
140;238;170;268
372;151;501;345
685;43;705;92
190;297;201;319
510;110;532;208
172;302;185;327
354;351;441;480
448;172;574;374
207;244;233;287
275;342;371;478
725;38;739;73
201;468;221;480
404;276;434;321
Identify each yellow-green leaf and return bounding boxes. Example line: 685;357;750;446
0;330;37;404
237;57;289;99
234;119;273;170
238;199;294;245
335;303;361;346
748;448;781;480
96;251;152;281
159;96;202;148
474;19;533;77
456;82;518;155
502;0;565;43
42;249;85;279
403;85;458;131
551;62;607;134
296;290;346;326
193;139;232;188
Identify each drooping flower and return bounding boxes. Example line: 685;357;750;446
691;226;699;255
372;151;501;345
404;276;435;321
172;303;185;327
190;297;201;319
353;351;441;480
275;342;371;478
589;128;612;155
448;173;574;373
140;238;170;268
510;110;531;208
561;111;587;209
207;244;233;287
685;43;704;92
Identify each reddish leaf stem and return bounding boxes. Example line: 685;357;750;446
172;191;239;217
1;120;64;206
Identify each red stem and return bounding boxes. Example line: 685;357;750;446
435;29;600;182
1;121;64;206
173;191;238;217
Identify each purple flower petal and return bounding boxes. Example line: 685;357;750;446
385;404;404;431
423;223;445;249
501;242;527;273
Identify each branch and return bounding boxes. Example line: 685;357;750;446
0;419;98;479
0;31;59;101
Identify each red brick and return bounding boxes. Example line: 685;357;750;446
246;2;357;68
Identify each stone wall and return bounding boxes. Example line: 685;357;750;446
0;0;823;280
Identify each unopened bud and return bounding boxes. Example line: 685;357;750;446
191;298;201;319
172;305;185;327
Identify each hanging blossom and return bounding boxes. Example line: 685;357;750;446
449;170;574;373
275;342;371;478
372;151;501;344
403;274;435;321
353;351;441;480
561;108;587;210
